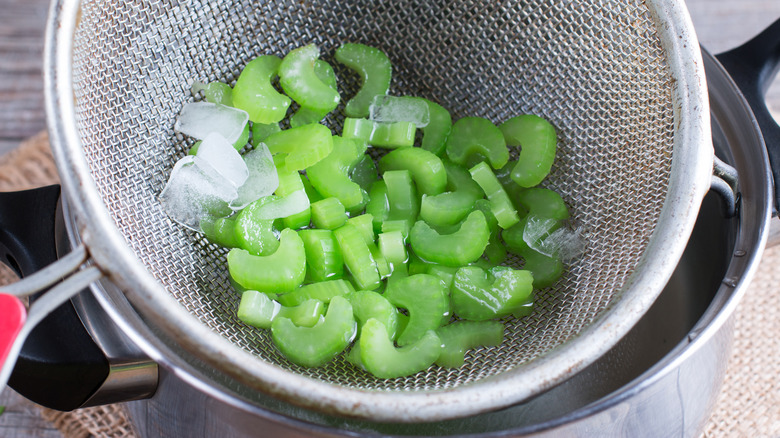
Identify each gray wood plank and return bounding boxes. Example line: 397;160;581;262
0;388;61;438
0;0;61;433
0;0;47;151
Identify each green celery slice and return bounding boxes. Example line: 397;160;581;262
347;290;399;340
359;318;442;379
238;290;324;329
271;296;356;367
378;147;447;196
469;161;520;229
334;43;392;118
499;114;557;187
232;55;291;124
306;136;368;211
451;266;533;320
277;279;354;307
299;229;344;282
384;274;449;345
445;116;508;169
333;223;381;291
227;228;306;293
435;320;504;368
310;197;348;230
409;210;489;267
264;123;334;172
279;44;340;113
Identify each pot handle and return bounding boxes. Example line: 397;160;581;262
716;18;780;213
0;186;156;410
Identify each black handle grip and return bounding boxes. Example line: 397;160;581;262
0;186;110;411
716;18;780;213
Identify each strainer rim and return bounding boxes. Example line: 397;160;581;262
44;0;712;422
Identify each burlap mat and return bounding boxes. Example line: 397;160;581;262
1;132;777;437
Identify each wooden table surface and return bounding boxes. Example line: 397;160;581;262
1;1;779;437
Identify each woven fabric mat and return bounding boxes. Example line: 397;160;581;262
1;132;778;437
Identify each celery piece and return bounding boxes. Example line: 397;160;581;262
275;169;311;229
334;43;392;118
419;191;476;228
365;180;389;233
265;123;334;172
383;170;419;225
347;290;399;339
290;59;339;127
499;114;557;187
378;230;407;267
342;118;415;148
409;211;489;267
347;214;376;245
251;122;282;146
378;147;447;196
333;223;381;291
435;320;504;368
473;199;508;266
232;55;291;124
469;161;520;229
419;99;453;156
451;266;533;321
350;154;379;194
311;197;348;230
201;215;239;248
234;196;281;256
277;279;354;307
279;44;340;113
238;290;324;329
359;318;442;379
307;136;368;211
272;296;356;367
381;219;410;241
299;229;344;283
445;116;508;169
227;228;306;293
384;274;449;345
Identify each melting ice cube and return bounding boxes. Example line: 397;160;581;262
524;216;585;261
232;143;279;210
195;132;248;188
159;155;239;231
174;101;249;145
369;95;430;128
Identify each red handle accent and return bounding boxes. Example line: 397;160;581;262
0;293;26;365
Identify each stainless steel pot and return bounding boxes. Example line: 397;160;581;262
113;46;775;437
23;36;776;437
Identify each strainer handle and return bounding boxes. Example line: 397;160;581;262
0;186;156;410
717;18;780;214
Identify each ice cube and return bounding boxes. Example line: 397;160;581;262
195;132;248;188
255;189;310;220
159;156;238;231
174;101;249;145
231;143;279;210
546;226;585;262
523;216;585;261
369;95;430;128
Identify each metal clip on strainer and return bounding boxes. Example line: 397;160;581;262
2;0;719;423
0;246;98;388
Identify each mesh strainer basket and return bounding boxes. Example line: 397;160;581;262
41;0;712;422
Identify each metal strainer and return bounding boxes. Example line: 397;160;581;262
38;0;712;423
